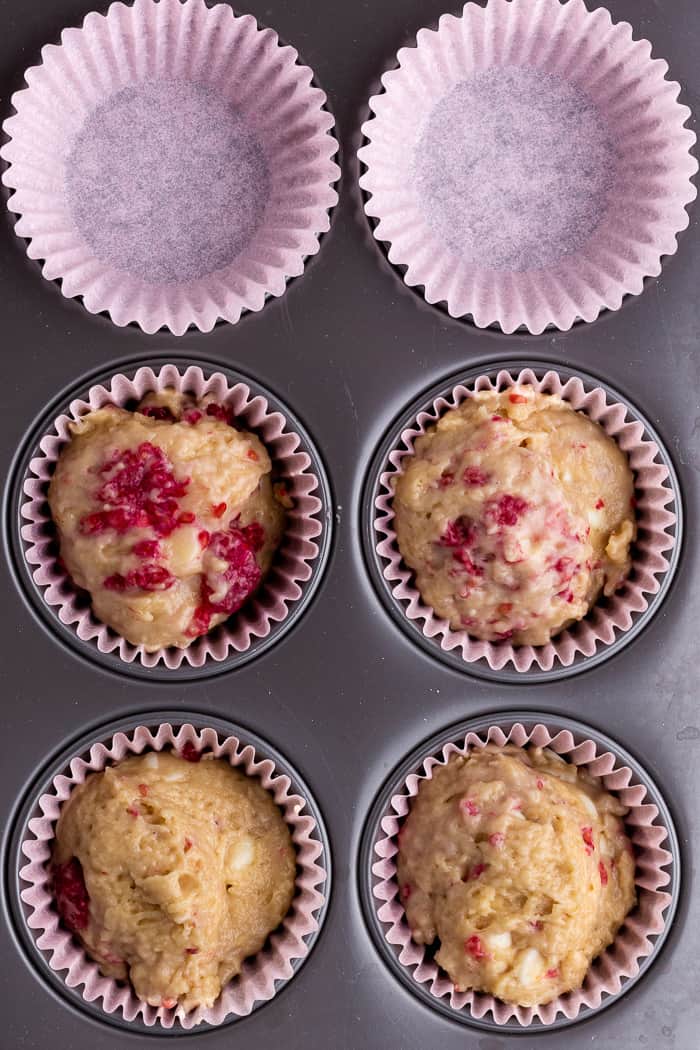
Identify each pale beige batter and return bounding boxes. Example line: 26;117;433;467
397;746;636;1007
48;390;285;650
52;751;296;1012
393;387;636;645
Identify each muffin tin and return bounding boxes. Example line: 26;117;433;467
0;0;698;1048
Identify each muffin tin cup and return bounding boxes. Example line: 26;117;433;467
0;0;340;335
5;354;333;680
358;0;697;334
362;360;681;682
3;710;331;1033
358;711;679;1032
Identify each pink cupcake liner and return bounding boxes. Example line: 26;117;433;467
374;367;678;674
359;0;697;333
18;720;327;1029
1;0;340;335
20;363;325;669
371;719;675;1027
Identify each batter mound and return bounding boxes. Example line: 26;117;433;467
397;746;636;1007
48;389;286;650
393;387;636;645
52;750;296;1012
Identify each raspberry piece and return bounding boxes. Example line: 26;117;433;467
498;602;513;615
53;858;90;933
545;968;559;979
487;494;529;527
599;861;608;886
438;471;454;488
186;526;262;638
595;498;605;510
508;392;528;404
185;947;199;955
198;530;210;549
133;539;160;559
241;521;265;552
140;405;174;421
205;402;233;424
488;832;505;848
126;805;139;818
178;511;195;525
103;573;128;592
453;548;483;576
464;935;488;960
470;863;487;879
553;557;574;577
181;741;202;763
400;884;412;901
246;448;259;461
581;827;595;855
183;409;202;425
184;838;193;852
461;798;480;817
536;779;544;790
463;466;489;486
105;565;175;592
530;920;543;931
161;998;177;1010
138;783;149;797
211;502;227;518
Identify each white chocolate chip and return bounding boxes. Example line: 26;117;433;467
487;931;512;951
227;837;254;873
144;754;159;770
515;948;544;985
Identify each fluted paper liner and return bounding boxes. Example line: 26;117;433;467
20;364;325;669
374;368;677;673
18;721;327;1029
1;0;339;335
371;721;674;1026
359;0;697;333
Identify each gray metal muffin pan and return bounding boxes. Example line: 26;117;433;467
0;0;698;1048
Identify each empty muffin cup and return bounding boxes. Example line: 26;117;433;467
359;712;678;1031
1;0;340;334
6;713;330;1031
363;362;680;681
9;357;332;678
359;0;697;333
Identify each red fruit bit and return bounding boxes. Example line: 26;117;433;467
104;564;176;593
498;602;513;615
132;539;160;559
595;498;605;510
496;629;514;640
530;920;543;932
488;832;505;849
508;392;528;404
79;443;190;539
438;471;454;488
161;998;177;1010
488;494;529;527
211;502;227;518
126;806;139;818
630;496;638;509
557;589;574;603
400;884;412;901
183;409;203;425
53;858;90;933
464;935;488;960
241;521;265;552
553;557;574;577
461;616;477;628
439;519;473;548
138;783;149;797
185;604;212;639
470;863;487;879
184;838;193;852
453;548;483;576
581;827;595;855
491;414;506;422
246;448;259;461
545;968;559;979
185;947;199;955
463;466;489;486
181;741;202;763
205;402;233;424
186;526;262;638
536;779;544;790
461;798;480;817
140;405;174;421
198;530;210;549
178;511;195;524
599;861;609;886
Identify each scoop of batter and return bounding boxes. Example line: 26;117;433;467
52;750;296;1012
397;747;636;1007
48;389;285;650
393;387;636;645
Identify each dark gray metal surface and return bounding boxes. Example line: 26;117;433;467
0;1;697;1048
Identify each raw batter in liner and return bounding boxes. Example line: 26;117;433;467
52;749;296;1012
397;746;636;1007
393;387;636;645
48;389;286;651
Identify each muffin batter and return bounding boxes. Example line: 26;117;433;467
48;389;285;650
393;387;635;645
52;750;296;1012
397;746;636;1007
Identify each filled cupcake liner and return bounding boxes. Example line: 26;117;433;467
371;720;674;1027
373;367;677;674
359;0;697;333
1;0;340;335
18;721;327;1029
20;363;324;669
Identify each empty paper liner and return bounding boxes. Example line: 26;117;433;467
359;0;697;333
1;0;340;334
19;362;328;671
366;716;677;1029
17;719;328;1029
370;365;680;677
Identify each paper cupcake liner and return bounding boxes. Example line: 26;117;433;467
372;366;678;675
369;718;676;1028
19;363;326;670
17;720;328;1029
1;0;340;335
359;0;697;333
